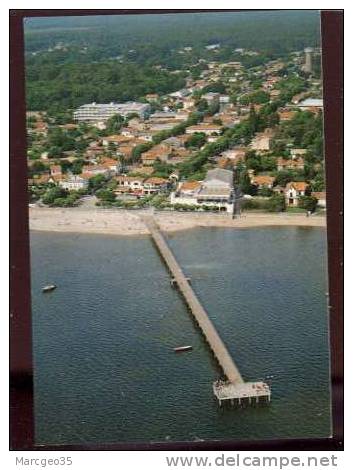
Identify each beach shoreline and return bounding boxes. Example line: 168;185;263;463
29;207;326;236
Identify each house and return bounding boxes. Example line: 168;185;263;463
277;157;305;171
284;181;309;206
162;136;185;149
278;110;296;121
311;191;326;208
59;175;89;191
218;113;240;128
82;164;111;176
115;175;145;194
290;148;307;159
171;168;235;213
251;175;275;189
141;144;171;166
148;119;184;132
102;135;132;146
143;177;169;195
99;157;121;173
185;124;222;136
220;147;247;163
116;145;135;160
250;129;274;152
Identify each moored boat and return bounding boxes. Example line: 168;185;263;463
42;284;57;293
174;345;193;353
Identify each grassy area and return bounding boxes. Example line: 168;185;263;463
286;206;307;213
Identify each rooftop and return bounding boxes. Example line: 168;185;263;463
204;168;233;186
298;98;323;108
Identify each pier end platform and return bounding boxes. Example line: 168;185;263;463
213;380;271;405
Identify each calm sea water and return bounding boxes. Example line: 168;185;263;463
30;226;331;445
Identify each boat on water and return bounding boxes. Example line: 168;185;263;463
174;345;193;353
42;284;57;293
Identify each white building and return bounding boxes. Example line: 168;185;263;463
297;98;323;110
171;168;234;213
284;181;309;206
73;102;151;122
59;175;89;191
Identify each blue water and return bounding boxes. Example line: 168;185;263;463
30;226;331;445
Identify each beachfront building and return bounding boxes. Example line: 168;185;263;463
73;102;151;122
115;176;145;195
143;177;169;195
170;168;235;213
284;181;309;206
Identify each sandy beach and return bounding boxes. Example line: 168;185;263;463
29;207;326;236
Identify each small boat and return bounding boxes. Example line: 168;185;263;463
174;345;193;353
42;284;57;293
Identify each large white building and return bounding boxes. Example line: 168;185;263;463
73;102;151;122
171;168;235;213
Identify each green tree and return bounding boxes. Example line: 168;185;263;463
96;189;116;203
298;195;318;212
238;169;255;195
106;113;125;134
71;159;84;175
185;132;207;149
267;194;286;212
42;186;68;205
88;174;106;191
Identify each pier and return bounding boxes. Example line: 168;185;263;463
142;215;271;405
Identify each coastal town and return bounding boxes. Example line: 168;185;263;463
27;46;326;227
20;12;334;448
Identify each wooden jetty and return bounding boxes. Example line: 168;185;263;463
142;215;271;406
